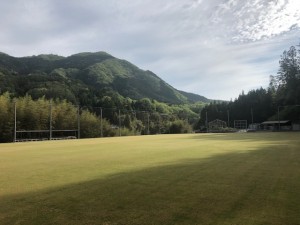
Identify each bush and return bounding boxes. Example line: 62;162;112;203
169;120;192;134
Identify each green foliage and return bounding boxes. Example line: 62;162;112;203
0;93;14;142
275;45;300;106
178;90;210;103
120;127;136;136
80;110;101;138
0;91;203;142
169;119;192;134
0;51;211;141
198;88;275;128
0;51;207;105
0;93;120;142
52;100;77;130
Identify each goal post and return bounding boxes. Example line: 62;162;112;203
234;120;247;130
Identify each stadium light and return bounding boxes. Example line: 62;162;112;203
119;109;121;137
14;101;17;143
77;105;80;139
49;99;53;140
100;107;103;137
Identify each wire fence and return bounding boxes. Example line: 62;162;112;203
13;101;181;142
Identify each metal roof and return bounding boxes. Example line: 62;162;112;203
261;120;290;125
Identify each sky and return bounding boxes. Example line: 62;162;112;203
1;0;300;100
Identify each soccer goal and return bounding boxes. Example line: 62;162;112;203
234;120;247;130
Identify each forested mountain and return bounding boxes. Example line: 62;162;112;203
0;52;209;105
1;43;299;143
0;52;210;142
178;90;210;103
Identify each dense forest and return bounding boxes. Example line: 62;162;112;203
0;51;209;142
198;44;300;128
1;44;300;142
0;93;205;142
0;51;209;105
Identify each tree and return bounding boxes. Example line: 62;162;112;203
276;46;300;105
0;93;13;142
79;110;101;138
169;120;192;134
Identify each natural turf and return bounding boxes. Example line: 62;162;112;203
0;132;300;225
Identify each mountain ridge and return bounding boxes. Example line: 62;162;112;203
0;51;210;104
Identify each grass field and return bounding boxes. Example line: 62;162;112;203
0;132;300;225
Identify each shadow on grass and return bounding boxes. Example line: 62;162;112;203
1;144;300;225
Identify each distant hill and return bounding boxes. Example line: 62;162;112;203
0;51;208;104
178;90;210;103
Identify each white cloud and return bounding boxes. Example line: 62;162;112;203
0;0;300;100
210;0;300;42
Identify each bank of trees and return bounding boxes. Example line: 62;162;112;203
0;93;203;142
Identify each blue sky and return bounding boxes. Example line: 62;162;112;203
1;0;300;100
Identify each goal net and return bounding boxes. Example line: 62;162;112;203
234;120;247;130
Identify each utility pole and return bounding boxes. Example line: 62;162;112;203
277;106;280;131
251;108;254;125
77;105;80;139
227;110;230;127
119;109;121;136
100;108;103;137
158;114;161;134
14;101;17;143
49;100;53;140
206;111;208;133
147;112;150;135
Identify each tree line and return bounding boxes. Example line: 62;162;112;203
0;93;205;143
198;44;300;128
2;44;299;141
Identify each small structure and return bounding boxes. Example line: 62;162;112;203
234;120;247;130
261;120;291;131
208;119;227;132
248;123;260;131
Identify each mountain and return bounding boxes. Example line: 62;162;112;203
178;90;210;103
0;51;208;104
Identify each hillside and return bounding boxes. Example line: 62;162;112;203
0;52;208;105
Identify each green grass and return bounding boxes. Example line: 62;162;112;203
0;132;300;225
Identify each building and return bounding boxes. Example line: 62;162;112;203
261;120;292;131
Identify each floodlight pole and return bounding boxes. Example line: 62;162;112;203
277;106;280;131
147;112;150;135
77;105;80;139
206;111;208;133
251;108;254;125
14;101;17;143
133;110;137;135
49;99;53;140
227;110;230;127
100;107;103;137
119;109;121;136
158;114;161;134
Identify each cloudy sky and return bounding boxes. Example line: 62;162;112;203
1;0;300;100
